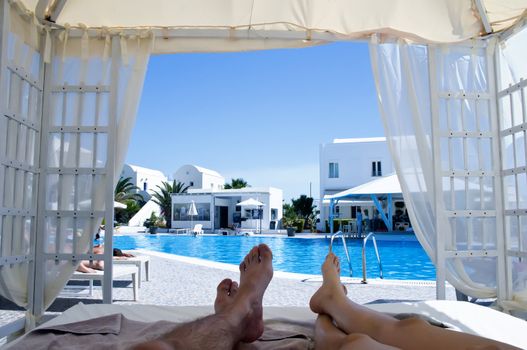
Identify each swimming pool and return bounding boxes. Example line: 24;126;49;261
114;234;435;280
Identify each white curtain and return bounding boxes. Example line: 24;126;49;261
497;26;527;308
0;2;152;313
370;36;499;299
35;32;152;311
0;4;43;307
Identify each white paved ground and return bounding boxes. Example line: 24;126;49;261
103;251;457;306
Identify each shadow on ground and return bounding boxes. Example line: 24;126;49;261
0;281;134;313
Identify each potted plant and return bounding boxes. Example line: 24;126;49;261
144;212;160;234
283;220;296;236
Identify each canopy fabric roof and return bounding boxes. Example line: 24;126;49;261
16;0;527;52
326;174;402;200
236;198;265;207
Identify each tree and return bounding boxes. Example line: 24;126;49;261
291;195;316;228
224;178;249;189
114;177;143;224
151;180;189;228
115;199;141;224
114;177;143;203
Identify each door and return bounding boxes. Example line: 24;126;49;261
220;206;228;228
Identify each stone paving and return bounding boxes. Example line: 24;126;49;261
107;251;456;307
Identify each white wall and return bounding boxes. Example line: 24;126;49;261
173;165;225;190
318;138;394;230
269;187;283;223
171;193;213;230
128;199;161;226
202;173;225;191
173;165;203;189
171;188;282;231
120;164;167;200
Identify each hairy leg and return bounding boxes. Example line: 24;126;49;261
310;253;519;350
134;244;273;350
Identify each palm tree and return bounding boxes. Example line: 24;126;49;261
151;180;189;228
224;178;249;189
114;177;143;203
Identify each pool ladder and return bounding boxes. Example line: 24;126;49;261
329;231;383;283
329;231;353;277
362;232;383;283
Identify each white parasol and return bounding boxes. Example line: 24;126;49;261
188;200;198;231
236;198;265;233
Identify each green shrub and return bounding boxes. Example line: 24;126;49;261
294;219;305;233
325;219;356;233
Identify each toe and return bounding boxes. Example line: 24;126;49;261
333;255;339;266
258;244;273;262
230;281;239;296
250;246;259;263
239;261;246;272
217;278;232;294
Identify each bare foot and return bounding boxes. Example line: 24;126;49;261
228;244;273;343
310;252;347;314
214;278;239;313
314;314;347;350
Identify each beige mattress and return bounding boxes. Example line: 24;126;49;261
6;300;527;349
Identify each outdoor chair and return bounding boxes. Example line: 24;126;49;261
68;265;139;301
191;224;203;236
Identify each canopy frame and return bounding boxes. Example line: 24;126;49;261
0;0;525;338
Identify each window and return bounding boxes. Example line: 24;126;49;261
190;181;194;186
143;182;147;191
173;203;211;221
271;208;278;220
371;161;382;177
329;162;339;178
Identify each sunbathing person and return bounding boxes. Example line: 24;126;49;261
310;252;520;350
134;243;273;350
76;244;104;273
76;233;136;273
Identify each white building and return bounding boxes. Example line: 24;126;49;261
121;164;168;200
173;164;225;191
171;187;283;233
318;137;396;231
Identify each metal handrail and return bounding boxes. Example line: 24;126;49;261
329;231;353;277
362;232;383;283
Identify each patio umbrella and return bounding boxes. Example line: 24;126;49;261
188;200;198;231
236;198;265;233
114;201;127;209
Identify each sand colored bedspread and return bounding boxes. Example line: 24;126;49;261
10;313;315;349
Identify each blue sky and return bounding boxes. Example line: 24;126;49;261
125;42;384;201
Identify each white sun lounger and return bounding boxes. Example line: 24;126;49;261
6;300;527;349
70;265;139;301
113;255;150;287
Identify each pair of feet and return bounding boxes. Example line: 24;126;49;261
213;244;346;345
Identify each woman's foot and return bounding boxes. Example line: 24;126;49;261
314;314;347;350
310;252;348;314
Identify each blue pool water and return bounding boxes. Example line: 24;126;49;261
113;235;436;280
